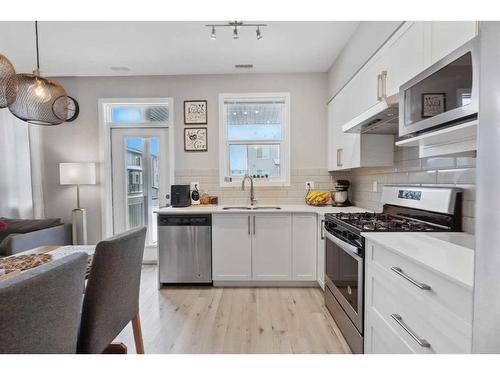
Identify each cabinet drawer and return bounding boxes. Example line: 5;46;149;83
367;241;473;323
365;309;416;354
366;263;472;353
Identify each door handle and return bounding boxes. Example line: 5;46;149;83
390;267;431;290
253;216;256;234
390;314;431;348
248;215;251;235
320;219;325;240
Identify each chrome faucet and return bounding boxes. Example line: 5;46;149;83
242;174;258;206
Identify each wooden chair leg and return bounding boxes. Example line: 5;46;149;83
131;313;145;354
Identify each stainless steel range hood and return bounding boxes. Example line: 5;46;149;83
341;93;399;134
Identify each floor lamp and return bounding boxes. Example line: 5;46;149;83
59;162;96;245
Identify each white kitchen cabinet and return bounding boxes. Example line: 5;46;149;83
327;98;394;171
212;214;252;281
317;216;326;290
252;214;292;281
384;22;426;96
364;239;473;354
292;213;317;281
427;22;477;65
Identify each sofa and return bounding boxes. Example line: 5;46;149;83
0;218;72;257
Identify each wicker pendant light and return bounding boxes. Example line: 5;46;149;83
8;21;68;125
0;53;18;108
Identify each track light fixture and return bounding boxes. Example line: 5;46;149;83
206;21;266;40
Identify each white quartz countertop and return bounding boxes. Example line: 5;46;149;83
155;204;369;215
362;232;475;289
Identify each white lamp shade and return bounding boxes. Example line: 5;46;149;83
60;163;96;185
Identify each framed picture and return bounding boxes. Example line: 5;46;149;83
184;100;207;124
184;128;208;152
422;93;446;118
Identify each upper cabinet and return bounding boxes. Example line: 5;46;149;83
427;22;478;65
327;21;478;171
383;22;427;97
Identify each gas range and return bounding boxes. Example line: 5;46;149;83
323;185;462;354
325;185;463;237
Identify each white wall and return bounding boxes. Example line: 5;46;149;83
36;73;328;243
327;21;403;99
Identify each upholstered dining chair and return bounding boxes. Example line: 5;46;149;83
77;227;147;354
0;252;88;353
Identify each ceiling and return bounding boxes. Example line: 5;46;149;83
0;21;359;77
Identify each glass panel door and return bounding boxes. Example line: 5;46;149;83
111;128;169;248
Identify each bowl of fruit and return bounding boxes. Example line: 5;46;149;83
305;191;331;206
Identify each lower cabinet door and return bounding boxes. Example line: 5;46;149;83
252;214;292;281
292;213;317;281
212;214;252;281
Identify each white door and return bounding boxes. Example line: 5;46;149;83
252;214;292;281
212;214;252;281
111;128;170;260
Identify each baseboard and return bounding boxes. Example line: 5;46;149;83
213;280;320;287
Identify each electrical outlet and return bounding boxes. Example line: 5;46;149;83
190;182;199;191
372;181;378;193
305;181;315;190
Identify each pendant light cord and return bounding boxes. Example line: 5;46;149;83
35;21;40;71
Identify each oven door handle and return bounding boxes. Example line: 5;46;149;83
325;231;361;260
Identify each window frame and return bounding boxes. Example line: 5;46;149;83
218;92;291;187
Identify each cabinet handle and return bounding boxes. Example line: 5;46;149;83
380;70;387;99
390;314;431;348
336;148;343;167
321;219;325;240
377;73;383;100
253;216;256;234
248;216;251;235
390;266;431;290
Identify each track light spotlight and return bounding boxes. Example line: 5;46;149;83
256;27;263;40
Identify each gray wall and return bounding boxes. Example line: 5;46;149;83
327;21;403;99
37;73;329;243
472;21;500;353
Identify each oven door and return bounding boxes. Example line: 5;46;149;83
325;231;364;332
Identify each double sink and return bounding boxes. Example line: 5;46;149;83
222;206;282;210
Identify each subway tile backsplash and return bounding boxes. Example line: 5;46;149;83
174;147;476;234
174;168;336;207
330;147;476;234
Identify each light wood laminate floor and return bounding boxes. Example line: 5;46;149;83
115;266;351;354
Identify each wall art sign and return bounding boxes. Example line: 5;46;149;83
184;127;208;152
422;93;446;118
184;100;207;124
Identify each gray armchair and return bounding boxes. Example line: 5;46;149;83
0;252;88;353
77;227;147;354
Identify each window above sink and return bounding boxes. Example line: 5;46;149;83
219;93;291;187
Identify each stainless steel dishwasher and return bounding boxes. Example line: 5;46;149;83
158;214;212;285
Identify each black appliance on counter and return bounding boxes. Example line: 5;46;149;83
170;185;191;207
323;185;462;354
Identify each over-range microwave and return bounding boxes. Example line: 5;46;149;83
399;37;479;137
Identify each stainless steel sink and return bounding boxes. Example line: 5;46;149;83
222;206;251;210
251;206;282;210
